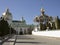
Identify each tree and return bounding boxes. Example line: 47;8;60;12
55;16;60;29
0;18;10;36
11;28;16;34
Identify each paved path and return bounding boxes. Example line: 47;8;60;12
3;35;60;45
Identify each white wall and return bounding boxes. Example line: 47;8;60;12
32;30;60;37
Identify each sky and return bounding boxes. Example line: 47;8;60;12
0;0;60;24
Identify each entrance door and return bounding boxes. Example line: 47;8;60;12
19;28;23;35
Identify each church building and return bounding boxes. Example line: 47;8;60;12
1;8;34;34
34;8;60;30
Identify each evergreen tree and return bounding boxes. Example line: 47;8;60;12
0;18;10;36
55;16;60;29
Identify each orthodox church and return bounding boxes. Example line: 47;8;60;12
34;8;59;30
1;8;34;34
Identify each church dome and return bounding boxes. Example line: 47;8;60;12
40;8;45;13
2;8;12;16
2;8;12;21
34;16;39;22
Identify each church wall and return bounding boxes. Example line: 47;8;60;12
11;21;32;34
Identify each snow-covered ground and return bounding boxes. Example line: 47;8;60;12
32;30;60;37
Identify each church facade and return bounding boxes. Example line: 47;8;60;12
34;8;60;30
1;8;34;34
